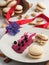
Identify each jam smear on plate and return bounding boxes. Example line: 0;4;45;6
12;33;36;53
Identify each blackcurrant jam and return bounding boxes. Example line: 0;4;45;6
22;44;24;46
18;44;21;46
21;41;24;44
24;36;28;40
18;48;21;50
25;39;28;42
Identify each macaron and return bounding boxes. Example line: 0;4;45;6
35;6;44;12
0;0;7;7
28;45;43;59
35;34;48;45
3;7;14;16
15;5;23;14
3;7;10;13
37;2;46;9
7;0;17;7
6;0;14;4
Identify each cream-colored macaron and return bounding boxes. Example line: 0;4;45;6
0;0;7;6
15;5;23;14
3;7;10;13
35;34;48;45
35;34;48;41
7;0;17;7
16;5;23;10
3;7;14;16
28;45;43;59
37;2;46;9
6;0;14;4
35;7;44;12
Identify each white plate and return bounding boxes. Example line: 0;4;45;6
0;27;49;63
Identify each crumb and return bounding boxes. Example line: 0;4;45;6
34;8;40;12
29;22;36;25
0;53;6;58
34;7;44;12
37;2;46;9
2;23;7;28
4;58;12;63
18;15;22;19
29;3;33;8
24;15;30;19
36;22;41;25
31;12;37;17
37;18;43;23
46;26;49;29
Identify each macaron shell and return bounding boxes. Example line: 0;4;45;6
3;12;14;17
35;38;46;43
28;52;43;59
36;34;48;41
16;5;23;10
19;0;29;14
35;38;41;43
6;0;13;4
7;0;17;7
36;7;44;12
11;12;15;16
28;45;43;56
0;1;7;6
15;10;23;14
3;7;10;13
37;2;46;9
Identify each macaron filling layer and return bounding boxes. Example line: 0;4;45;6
35;36;48;41
28;45;43;59
28;53;42;59
15;5;23;13
15;10;23;13
37;3;46;9
7;0;17;7
29;52;42;56
0;1;7;6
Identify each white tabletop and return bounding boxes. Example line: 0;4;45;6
0;0;49;64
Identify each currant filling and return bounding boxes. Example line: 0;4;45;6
12;33;36;53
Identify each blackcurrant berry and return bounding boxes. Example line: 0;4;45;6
14;41;17;44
